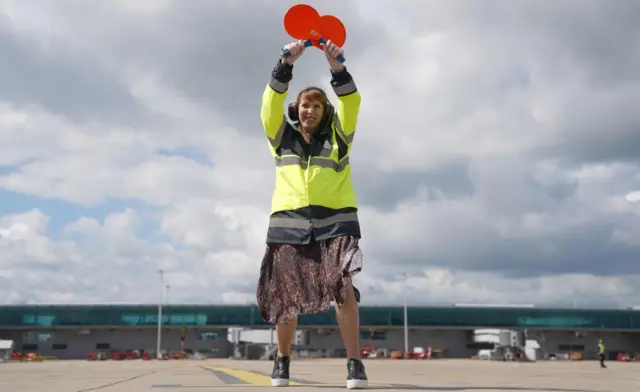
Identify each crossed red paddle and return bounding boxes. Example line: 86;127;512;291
281;4;347;63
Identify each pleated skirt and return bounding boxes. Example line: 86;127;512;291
256;235;363;325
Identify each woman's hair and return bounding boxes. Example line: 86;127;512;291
296;87;329;106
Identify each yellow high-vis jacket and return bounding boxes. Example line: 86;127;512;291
261;60;362;244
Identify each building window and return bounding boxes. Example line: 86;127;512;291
23;332;54;342
120;313;208;326
198;332;220;340
52;343;67;350
22;344;38;351
21;314;55;327
96;343;111;350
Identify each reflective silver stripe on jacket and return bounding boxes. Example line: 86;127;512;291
275;156;350;172
268;116;287;148
269;78;288;94
333;114;355;144
269;212;358;229
332;80;357;97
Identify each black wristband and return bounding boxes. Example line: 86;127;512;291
272;59;294;83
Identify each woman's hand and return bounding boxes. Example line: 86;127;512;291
280;40;307;65
322;40;345;72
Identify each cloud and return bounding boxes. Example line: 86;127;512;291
0;0;639;309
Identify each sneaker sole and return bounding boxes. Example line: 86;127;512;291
271;378;290;387
346;379;368;389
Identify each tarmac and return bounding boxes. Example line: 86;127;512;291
0;358;636;392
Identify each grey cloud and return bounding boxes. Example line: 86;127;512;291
398;0;640;76
32;0;388;133
367;214;640;283
2;0;640;306
468;157;579;215
362;153;640;280
375;0;640;165
537;96;640;166
538;132;640;167
0;15;164;128
352;160;475;211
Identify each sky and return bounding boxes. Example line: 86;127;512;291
1;0;639;308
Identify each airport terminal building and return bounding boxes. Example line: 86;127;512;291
1;304;639;360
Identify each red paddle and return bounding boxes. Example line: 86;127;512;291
282;4;319;56
283;4;319;40
314;15;347;62
282;4;347;63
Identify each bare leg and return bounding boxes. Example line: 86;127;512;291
335;278;360;359
272;318;297;387
276;317;298;356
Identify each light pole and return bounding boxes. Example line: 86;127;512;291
403;272;409;358
156;269;164;359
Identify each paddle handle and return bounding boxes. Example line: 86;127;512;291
282;39;313;57
281;38;346;63
316;37;346;63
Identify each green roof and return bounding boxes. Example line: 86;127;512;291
1;304;639;330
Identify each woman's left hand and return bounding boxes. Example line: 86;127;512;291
321;40;345;72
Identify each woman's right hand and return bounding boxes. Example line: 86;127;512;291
280;40;307;65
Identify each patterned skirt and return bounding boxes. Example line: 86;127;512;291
256;235;363;325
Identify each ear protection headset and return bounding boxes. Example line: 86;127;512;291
287;87;333;124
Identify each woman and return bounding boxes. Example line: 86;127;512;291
256;39;368;389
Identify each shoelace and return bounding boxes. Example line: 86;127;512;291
275;358;287;371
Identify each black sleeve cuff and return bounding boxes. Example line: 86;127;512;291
330;67;357;96
330;66;352;85
272;59;294;84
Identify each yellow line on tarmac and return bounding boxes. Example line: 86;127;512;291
203;366;306;386
202;366;398;388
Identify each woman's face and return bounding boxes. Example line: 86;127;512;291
298;96;324;130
